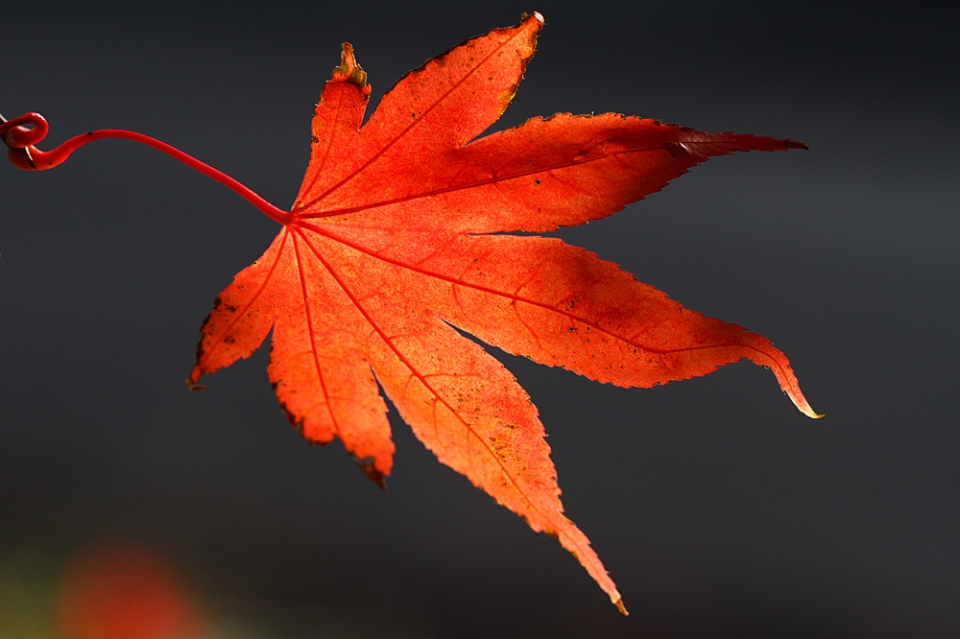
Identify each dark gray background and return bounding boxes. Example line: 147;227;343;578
2;1;958;637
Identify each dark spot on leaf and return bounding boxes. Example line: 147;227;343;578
353;456;387;489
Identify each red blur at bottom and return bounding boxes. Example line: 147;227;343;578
55;544;203;639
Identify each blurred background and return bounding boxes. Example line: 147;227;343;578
2;1;958;637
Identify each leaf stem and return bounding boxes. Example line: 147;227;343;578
1;112;291;225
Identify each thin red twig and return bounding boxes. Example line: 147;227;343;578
1;112;290;225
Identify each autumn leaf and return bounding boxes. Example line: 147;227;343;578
182;13;817;613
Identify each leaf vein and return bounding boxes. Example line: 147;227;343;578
299;142;677;220
301;222;784;375
197;229;290;372
291;230;342;439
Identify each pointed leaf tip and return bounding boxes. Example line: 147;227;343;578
784;380;823;419
333;42;368;88
524;11;545;25
354;456;388;489
767;358;821;419
612;592;628;615
794;397;824;420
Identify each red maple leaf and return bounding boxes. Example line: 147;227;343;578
1;13;818;614
186;14;817;613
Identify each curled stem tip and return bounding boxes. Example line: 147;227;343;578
1;112;50;170
1;111;291;224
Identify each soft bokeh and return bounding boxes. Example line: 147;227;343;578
54;544;204;639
